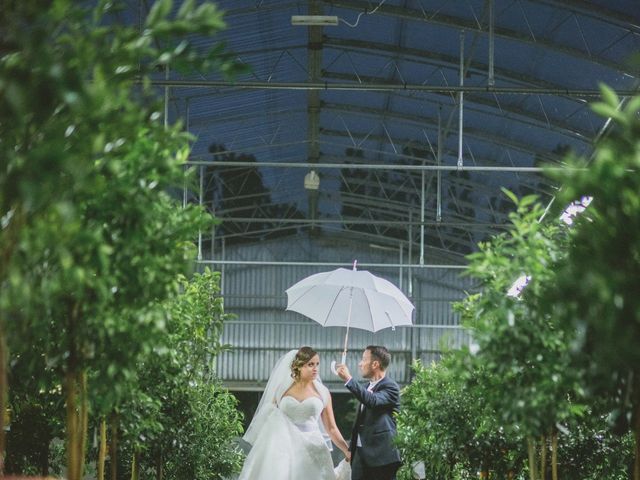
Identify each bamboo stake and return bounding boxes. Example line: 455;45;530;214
98;418;107;480
66;300;82;480
0;326;6;476
156;449;163;480
540;434;547;480
527;437;538;480
79;371;88;480
0;208;24;476
551;430;558;480
634;402;640;480
131;451;139;480
110;414;118;480
66;372;79;480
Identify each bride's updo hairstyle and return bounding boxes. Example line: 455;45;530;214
290;346;317;381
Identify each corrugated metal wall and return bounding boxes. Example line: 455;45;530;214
212;236;474;390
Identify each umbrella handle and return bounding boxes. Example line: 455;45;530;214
330;353;347;376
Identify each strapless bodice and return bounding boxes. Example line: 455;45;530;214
279;395;324;431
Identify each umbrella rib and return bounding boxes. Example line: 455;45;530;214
322;286;348;326
386;311;395;331
287;284;325;310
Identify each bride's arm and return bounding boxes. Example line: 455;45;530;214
321;394;351;461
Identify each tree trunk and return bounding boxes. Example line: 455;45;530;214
98;418;107;480
110;414;118;480
40;432;51;476
0;207;24;476
66;301;85;480
551;430;558;480
527;437;539;480
131;450;139;480
634;401;640;480
540;435;547;480
65;369;88;480
66;371;80;480
0;326;6;477
79;371;88;480
156;449;163;480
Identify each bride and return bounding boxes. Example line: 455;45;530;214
239;346;351;480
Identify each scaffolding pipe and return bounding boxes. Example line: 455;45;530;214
186;159;564;172
224;320;466;329
197;259;467;269
420;152;426;265
217;217;508;227
198;165;203;261
399;243;403;290
488;0;495;86
146;79;634;96
408;216;413;298
164;66;169;129
458;30;464;169
437;110;443;222
220;238;226;295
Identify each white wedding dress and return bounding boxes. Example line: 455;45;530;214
238;350;351;480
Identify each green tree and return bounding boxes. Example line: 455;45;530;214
542;86;640;479
456;193;579;480
556;403;633;480
1;0;242;477
4;350;64;476
129;269;242;479
397;354;523;480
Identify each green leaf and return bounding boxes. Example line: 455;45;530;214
500;187;518;206
146;0;173;28
623;95;640;117
177;0;196;19
591;102;623;122
599;83;620;108
519;194;539;208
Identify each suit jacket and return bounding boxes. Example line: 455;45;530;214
346;375;401;467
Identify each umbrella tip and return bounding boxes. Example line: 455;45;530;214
352;259;358;271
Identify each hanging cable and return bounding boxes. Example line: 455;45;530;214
339;0;387;28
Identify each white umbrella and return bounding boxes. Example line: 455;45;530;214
285;261;415;368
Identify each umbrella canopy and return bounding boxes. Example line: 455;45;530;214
285;263;415;366
286;267;414;332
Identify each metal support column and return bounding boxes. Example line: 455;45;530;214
436;110;443;222
488;0;495;86
420;142;426;265
458;30;465;169
307;0;323;230
399;243;403;290
198;165;203;262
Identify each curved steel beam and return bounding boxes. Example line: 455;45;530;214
322;72;594;141
320;0;638;75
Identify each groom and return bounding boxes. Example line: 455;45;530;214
336;346;402;480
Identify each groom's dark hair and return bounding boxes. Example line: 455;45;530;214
366;345;391;370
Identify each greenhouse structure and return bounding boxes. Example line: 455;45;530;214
2;1;639;479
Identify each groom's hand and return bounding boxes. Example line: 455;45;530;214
336;364;352;382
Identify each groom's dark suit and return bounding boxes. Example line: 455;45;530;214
346;375;402;480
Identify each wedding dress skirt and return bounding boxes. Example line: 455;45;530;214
239;396;341;480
